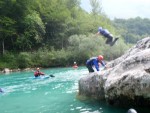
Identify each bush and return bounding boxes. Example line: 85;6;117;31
0;34;131;69
0;52;18;69
17;52;32;69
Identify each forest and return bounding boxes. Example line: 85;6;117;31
0;0;150;69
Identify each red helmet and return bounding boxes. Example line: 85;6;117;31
98;55;103;60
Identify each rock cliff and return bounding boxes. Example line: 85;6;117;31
78;37;150;107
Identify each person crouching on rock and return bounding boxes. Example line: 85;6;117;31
86;55;106;75
34;68;45;77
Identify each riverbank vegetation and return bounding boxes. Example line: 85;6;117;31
0;0;150;69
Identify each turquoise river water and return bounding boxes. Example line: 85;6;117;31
0;67;149;113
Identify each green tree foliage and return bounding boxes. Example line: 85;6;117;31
17;52;32;68
0;0;135;69
67;34;129;63
0;16;16;54
90;0;102;15
0;0;113;52
113;17;150;44
15;11;45;51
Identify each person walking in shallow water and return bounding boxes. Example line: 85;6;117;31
97;27;119;46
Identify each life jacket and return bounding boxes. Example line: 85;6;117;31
99;29;110;36
73;64;78;68
34;71;44;77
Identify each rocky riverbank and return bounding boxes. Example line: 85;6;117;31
78;37;150;107
0;68;33;74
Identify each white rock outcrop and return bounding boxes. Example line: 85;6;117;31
79;37;150;107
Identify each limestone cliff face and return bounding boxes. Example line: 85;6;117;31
79;37;150;107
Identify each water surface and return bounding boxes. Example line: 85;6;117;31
0;67;148;113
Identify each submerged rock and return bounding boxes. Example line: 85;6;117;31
78;37;150;107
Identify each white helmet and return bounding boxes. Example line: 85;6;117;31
98;27;102;31
127;108;137;113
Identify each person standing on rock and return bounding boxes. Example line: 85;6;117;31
86;55;106;74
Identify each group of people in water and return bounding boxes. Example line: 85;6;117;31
34;62;78;78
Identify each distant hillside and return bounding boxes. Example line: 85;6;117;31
112;17;150;44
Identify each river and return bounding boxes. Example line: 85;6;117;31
0;67;148;113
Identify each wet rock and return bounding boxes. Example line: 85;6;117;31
3;68;12;73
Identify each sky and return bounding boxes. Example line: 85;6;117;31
81;0;150;19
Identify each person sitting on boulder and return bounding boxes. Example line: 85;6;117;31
34;68;45;77
86;55;106;74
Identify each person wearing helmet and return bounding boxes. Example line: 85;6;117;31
86;55;106;73
97;27;119;46
127;108;137;113
73;61;78;69
34;68;45;77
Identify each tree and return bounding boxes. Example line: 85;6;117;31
90;0;102;15
15;11;45;51
0;16;16;54
113;17;150;44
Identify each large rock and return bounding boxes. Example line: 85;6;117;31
78;37;150;107
3;68;11;73
79;73;106;100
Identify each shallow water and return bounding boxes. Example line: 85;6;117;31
0;67;149;113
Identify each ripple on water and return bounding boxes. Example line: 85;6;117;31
0;68;135;113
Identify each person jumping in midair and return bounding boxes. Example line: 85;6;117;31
97;27;119;46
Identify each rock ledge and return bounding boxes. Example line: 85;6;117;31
78;37;150;107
